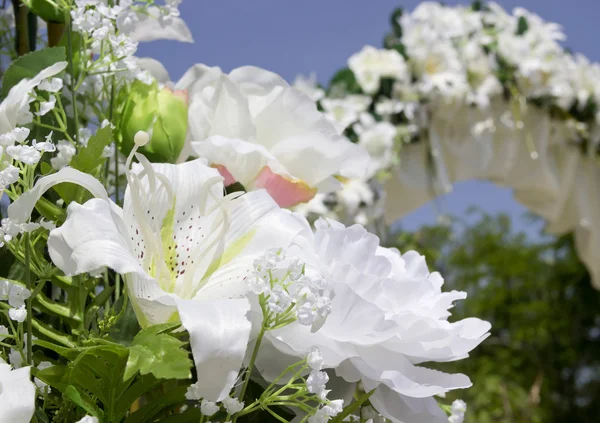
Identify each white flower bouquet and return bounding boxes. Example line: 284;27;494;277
0;1;491;422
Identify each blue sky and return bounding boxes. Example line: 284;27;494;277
137;0;600;233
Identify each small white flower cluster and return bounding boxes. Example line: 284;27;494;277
184;389;244;419
70;0;144;89
0;279;31;322
0;216;56;249
306;348;343;423
0;73;82;175
249;248;332;327
294;179;386;232
71;0;183;87
448;399;467;423
348;46;409;95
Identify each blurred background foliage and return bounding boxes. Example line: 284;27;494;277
392;210;600;423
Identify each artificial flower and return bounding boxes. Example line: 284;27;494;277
258;218;491;423
0;359;36;423
9;137;307;401
348;46;409;94
0;62;67;134
177;65;369;207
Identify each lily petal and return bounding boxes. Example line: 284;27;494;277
48;198;145;278
177;298;251;402
8;167;111;224
0;363;36;423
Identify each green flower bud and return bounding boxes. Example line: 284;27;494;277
118;80;188;163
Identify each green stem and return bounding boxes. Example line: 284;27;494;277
24;233;33;365
232;326;266;423
65;12;79;141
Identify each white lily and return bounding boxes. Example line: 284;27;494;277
0;359;36;423
8;134;307;401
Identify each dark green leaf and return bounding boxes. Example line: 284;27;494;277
516;16;529;35
328;67;362;95
157;407;203;423
65;385;103;418
124;385;188;423
109;296;142;346
1;47;66;98
35;364;70;392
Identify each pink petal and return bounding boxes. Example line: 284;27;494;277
213;165;236;186
253;166;317;207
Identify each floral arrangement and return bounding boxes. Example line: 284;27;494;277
294;1;600;289
0;1;490;423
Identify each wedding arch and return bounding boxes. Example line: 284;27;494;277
295;1;600;288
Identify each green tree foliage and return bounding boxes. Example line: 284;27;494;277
393;211;600;423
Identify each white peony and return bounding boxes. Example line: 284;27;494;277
259;219;491;423
178;65;369;207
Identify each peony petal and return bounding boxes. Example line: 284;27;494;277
369;384;448;423
175;64;222;97
192;136;275;187
251;166;317;208
177;298;251;402
214;165;236;186
187;76;256;142
350;352;472;398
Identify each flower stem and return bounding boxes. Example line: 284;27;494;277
232;325;266;423
65;12;79;141
24;232;33;365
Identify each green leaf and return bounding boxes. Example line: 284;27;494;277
124;385;189;423
124;323;192;381
390;7;403;37
1;47;66;98
70;125;113;173
109;296;142;346
328;67;362;95
516;16;529;35
66;385;104;418
35;364;70;393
